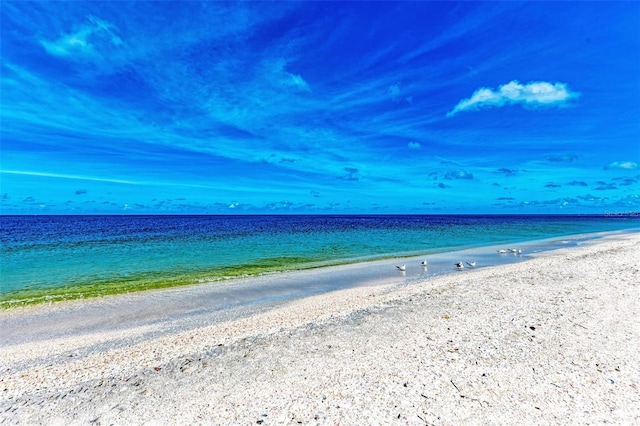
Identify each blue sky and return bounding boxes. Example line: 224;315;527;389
1;1;639;214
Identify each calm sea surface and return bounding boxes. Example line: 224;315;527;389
1;214;637;305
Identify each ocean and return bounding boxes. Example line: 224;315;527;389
1;214;638;307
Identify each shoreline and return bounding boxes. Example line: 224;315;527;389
1;228;637;313
2;225;638;310
0;230;635;348
1;231;639;424
0;230;637;349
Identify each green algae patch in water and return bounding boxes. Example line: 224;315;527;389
0;256;321;309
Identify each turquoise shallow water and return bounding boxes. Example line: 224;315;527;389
1;214;638;306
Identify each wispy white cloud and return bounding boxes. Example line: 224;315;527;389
447;80;579;116
262;59;311;93
0;170;141;185
604;161;638;170
40;16;123;62
0;169;296;198
407;141;421;150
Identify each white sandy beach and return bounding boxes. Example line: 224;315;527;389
1;233;639;425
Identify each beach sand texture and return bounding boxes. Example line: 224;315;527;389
1;233;639;425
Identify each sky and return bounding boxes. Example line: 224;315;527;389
1;1;639;215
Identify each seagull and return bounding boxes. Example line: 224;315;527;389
466;261;476;268
455;261;464;270
497;249;508;254
396;264;406;272
421;259;428;267
508;248;518;253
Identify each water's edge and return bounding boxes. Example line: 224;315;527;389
0;229;636;352
1;217;638;309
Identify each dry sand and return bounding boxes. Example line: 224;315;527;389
1;233;639;425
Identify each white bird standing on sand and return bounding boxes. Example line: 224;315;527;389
421;259;428;267
455;261;464;270
396;264;406;271
466;261;476;268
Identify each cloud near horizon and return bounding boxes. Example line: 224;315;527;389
604;161;638;170
447;81;579;116
444;170;474;180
